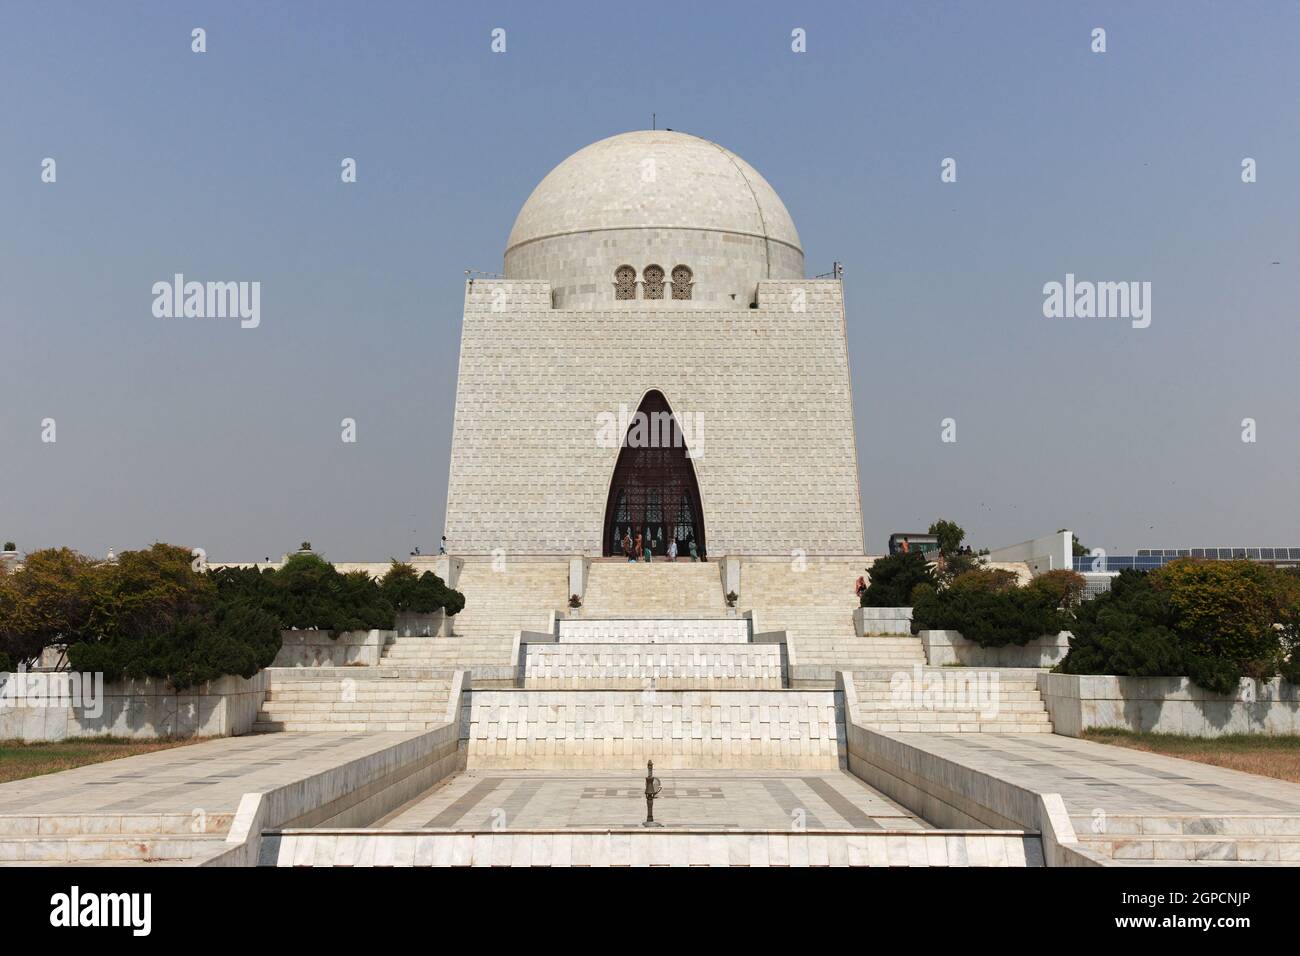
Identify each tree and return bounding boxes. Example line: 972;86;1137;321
1058;560;1298;694
860;551;935;607
927;519;982;587
380;561;464;615
928;519;965;557
911;570;1071;647
0;547;101;668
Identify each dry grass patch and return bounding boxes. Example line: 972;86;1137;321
0;736;204;784
1084;728;1300;783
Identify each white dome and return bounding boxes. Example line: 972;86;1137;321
504;131;804;309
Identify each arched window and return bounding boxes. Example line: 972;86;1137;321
614;265;637;300
642;265;665;300
671;265;693;300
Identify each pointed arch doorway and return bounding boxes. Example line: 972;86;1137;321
603;391;706;558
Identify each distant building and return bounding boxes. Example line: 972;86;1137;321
888;533;940;557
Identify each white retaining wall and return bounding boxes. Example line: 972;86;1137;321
919;630;1070;668
259;827;1044;867
854;606;912;636
1039;673;1300;737
272;629;393;667
0;671;269;741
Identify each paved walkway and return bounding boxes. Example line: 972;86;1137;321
378;769;928;831
909;732;1300;819
0;732;420;817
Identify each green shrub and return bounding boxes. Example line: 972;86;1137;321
1058;561;1298;694
1158;559;1282;684
0;650;10;672
269;553;392;633
0;547;101;668
69;602;280;688
1055;569;1185;679
860;551;935;607
57;544;283;689
379;561;465;616
912;568;1069;647
95;544;214;642
1026;569;1087;609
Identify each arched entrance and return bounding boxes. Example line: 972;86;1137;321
603;391;706;558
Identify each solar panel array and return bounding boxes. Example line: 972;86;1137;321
1074;548;1300;572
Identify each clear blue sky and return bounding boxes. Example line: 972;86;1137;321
2;0;1297;560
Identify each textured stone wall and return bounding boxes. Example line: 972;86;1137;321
0;671;269;741
522;643;784;689
557;619;750;644
1039;673;1300;737
506;229;804;310
467;688;844;769
444;278;865;556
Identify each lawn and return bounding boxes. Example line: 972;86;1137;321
1083;728;1300;783
0;737;201;785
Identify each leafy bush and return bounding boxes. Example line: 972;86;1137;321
0;545;479;688
53;544;283;689
379;561;464;616
860;551;935;607
0;547;101;668
1055;570;1185;678
95;544;215;642
269;553;392;633
69;601;280;688
0;650;10;672
912;567;1070;646
1058;561;1300;694
1025;569;1087;609
1159;560;1282;685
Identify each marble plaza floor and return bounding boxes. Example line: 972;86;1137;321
0;732;421;818
905;731;1300;819
376;769;928;831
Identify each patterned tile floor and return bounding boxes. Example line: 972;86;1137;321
377;769;928;831
0;732;420;816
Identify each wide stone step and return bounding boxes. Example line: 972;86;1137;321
0;833;227;863
857;697;1050;712
864;721;1054;733
0;813;234;837
1078;833;1300;863
252;720;443;733
260;698;448;711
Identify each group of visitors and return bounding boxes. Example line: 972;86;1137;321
617;527;703;563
